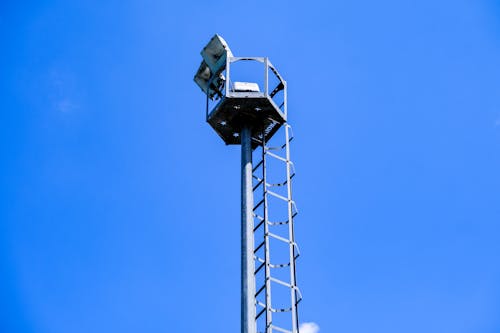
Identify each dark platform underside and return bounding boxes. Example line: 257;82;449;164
207;96;286;146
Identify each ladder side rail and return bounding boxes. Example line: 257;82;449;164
262;131;273;332
285;124;299;333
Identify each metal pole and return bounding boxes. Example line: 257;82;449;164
241;125;256;333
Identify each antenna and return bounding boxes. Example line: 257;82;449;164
194;35;302;333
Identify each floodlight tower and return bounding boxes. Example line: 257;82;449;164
194;35;302;333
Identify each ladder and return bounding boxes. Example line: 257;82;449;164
252;124;302;333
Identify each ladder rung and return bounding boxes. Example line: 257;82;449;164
270;306;292;313
254;241;265;254
267;190;289;202
256;301;266;308
266;178;289;187
279;136;294;149
254;213;264;221
253;160;263;172
267;232;291;244
266;173;294;187
256;307;266;320
255;284;266;297
269;82;284;98
265;151;287;163
269;276;292;288
254;198;265;211
254;219;265;232
269;261;290;268
270;325;292;333
254;255;265;263
254;262;265;274
268;219;289;226
265;145;284;151
253;178;264;192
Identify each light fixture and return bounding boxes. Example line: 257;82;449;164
200;34;233;74
193;60;224;99
193;34;232;100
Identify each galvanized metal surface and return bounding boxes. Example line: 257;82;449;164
252;124;301;333
241;126;257;333
195;35;301;333
205;57;287;146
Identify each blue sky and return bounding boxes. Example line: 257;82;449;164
1;1;500;332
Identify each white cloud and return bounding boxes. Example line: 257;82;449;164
57;99;78;113
48;68;81;113
300;322;320;333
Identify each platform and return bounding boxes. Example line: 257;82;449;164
207;92;286;146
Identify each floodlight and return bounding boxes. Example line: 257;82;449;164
193;60;224;99
201;34;233;75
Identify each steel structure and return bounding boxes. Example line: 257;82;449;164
194;35;301;333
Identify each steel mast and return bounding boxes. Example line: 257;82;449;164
194;35;302;333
